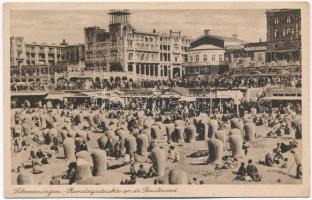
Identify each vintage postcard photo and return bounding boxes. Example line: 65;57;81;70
3;1;310;198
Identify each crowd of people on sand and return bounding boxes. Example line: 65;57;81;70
11;94;302;185
11;72;301;92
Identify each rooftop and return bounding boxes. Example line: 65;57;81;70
190;44;223;51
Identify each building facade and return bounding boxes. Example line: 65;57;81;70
185;30;245;76
226;41;267;68
10;37;85;83
84;10;191;81
10;37;67;67
65;44;85;72
265;9;301;63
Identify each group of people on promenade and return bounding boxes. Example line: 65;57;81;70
11;72;301;92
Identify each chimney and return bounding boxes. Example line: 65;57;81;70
170;29;172;35
259;38;262;42
153;29;156;33
204;29;210;35
232;34;238;39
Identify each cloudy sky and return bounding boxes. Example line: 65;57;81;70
10;9;267;44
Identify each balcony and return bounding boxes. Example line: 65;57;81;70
187;61;229;66
135;47;159;52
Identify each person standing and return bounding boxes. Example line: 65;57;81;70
291;149;302;179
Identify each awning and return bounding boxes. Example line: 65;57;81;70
11;92;48;96
62;92;91;98
262;96;301;101
45;93;66;100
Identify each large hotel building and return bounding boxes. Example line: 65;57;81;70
84;10;191;81
10;9;301;85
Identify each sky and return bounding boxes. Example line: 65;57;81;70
10;9;267;45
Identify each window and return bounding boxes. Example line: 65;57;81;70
219;54;222;61
203;54;207;61
164;53;167;61
128;53;133;61
286;16;291;24
128;64;133;72
164;66;167;76
274;29;279;38
286;28;293;36
274;18;279;25
184;55;188;62
212;54;215;61
160;45;163;50
190;55;193;62
136;65;140;74
195;55;199;62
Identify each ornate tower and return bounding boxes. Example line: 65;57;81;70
108;9;131;36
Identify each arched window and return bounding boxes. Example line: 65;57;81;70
274;18;279;25
286;16;292;24
274;29;279;38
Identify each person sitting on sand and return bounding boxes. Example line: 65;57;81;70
280;158;288;169
129;163;136;176
273;143;283;163
235;162;247;181
262;152;274;166
188;177;199;184
136;164;147;178
168;145;179;162
125;175;136;184
246;159;262;182
63;162;77;185
147;166;157;177
50;175;61;185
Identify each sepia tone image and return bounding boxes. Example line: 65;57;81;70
4;2;309;198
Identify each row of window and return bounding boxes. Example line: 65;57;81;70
273;28;295;38
273;16;293;25
160;45;170;51
127;33;190;45
189;54;223;62
160;53;171;62
131;64;171;77
25;46;63;53
132;35;158;43
128;52;159;62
